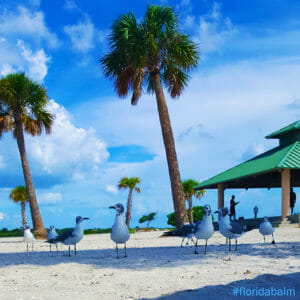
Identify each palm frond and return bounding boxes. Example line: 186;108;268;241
131;68;145;105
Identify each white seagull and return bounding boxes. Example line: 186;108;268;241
215;207;247;252
194;204;215;254
23;224;35;252
259;216;275;244
47;225;59;253
109;203;130;258
52;216;89;256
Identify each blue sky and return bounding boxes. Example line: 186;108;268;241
0;0;300;229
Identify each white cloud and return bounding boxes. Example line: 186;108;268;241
0;6;58;48
105;184;118;195
17;40;50;82
64;18;96;53
0;212;4;220
196;2;235;54
0;63;16;77
64;0;79;11
0;156;5;169
38;192;62;204
28;100;109;175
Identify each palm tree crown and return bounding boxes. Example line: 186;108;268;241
101;5;199;103
0;73;53;138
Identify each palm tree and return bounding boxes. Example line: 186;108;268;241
0;73;54;238
182;179;205;224
9;185;29;227
101;5;199;229
139;212;157;228
117;177;141;228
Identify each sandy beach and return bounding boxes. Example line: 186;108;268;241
0;225;299;300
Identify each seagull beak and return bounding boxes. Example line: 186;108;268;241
83;217;89;221
214;210;219;214
109;206;115;209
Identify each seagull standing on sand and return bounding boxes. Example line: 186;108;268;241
173;223;196;247
109;203;130;258
215;207;246;252
47;225;59;253
259;216;275;244
52;216;89;256
194;204;214;254
23;224;35;252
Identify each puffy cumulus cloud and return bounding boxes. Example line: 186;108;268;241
0;212;4;220
64;0;80;11
38;192;62;204
0;6;58;48
27;100;109;176
17;40;50;82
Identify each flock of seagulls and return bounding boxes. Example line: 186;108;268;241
174;205;276;255
21;203;276;257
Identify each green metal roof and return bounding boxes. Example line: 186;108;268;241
266;120;300;139
194;141;300;190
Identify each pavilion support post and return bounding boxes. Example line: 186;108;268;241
281;169;290;219
218;183;224;208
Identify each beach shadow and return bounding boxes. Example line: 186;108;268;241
0;241;299;270
140;272;300;300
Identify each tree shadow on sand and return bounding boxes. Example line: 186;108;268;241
0;241;299;270
140;272;300;300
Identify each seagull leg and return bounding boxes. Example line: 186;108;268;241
26;243;29;253
68;245;71;257
116;244;119;258
263;235;265;243
50;244;52;254
74;244;77;256
56;244;58;254
194;239;198;254
204;240;207;255
124;243;127;258
191;237;196;245
229;239;231;252
235;239;237;251
180;238;184;247
271;234;275;244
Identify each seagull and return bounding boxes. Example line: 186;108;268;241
52;216;89;256
23;224;35;252
173;223;196;247
259;216;275;244
215;207;247;252
194;204;215;254
47;225;59;254
109;203;130;258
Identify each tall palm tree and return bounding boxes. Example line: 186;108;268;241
101;5;199;229
117;177;141;228
0;73;54;238
182;179;205;224
9;185;29;227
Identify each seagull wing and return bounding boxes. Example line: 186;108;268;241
228;221;246;234
53;228;74;242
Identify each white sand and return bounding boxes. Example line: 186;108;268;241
0;225;299;299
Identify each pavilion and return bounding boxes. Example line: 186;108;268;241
194;120;300;219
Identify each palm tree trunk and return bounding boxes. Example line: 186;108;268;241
15;122;47;239
125;189;133;228
151;72;187;229
187;197;193;224
21;201;27;227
